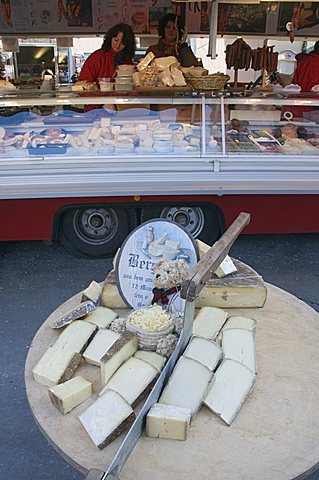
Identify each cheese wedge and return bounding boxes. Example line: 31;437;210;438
159;356;213;418
215;255;237;278
183;337;223;371
103;357;158;407
79;388;135;449
223;316;256;332
134;350;166;371
32;347;82;387
48;376;92;414
222;328;257;374
146;403;191;440
101;277;128;309
204;359;256;425
81;280;102;304
193;307;228;341
83;306;118;329
53;320;97;354
100;332;138;386
83;329;120;366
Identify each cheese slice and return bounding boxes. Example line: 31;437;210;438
48;376;92;414
81;280;102;303
83;329;120;366
193;307;228;341
79;388;135;450
134;350;166;371
223;316;256;332
53;320;97;354
183;337;223;371
103;357;158;407
32;347;82;387
83;306;118;329
159;356;213;418
204;359;256;425
100;332;138;386
215;255;237;278
222;328;257;374
146;403;191;440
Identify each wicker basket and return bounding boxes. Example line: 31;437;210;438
185;73;230;91
126;308;174;351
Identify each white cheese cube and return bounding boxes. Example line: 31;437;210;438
183;337;223;371
83;306;118;329
215;255;237;278
222;328;257;374
79;388;135;449
134;350;166;371
100;332;138;386
204;359;256;425
48;376;92;414
146;403;191;440
32;347;82;387
53;320;97;354
193;307;228;341
159;356;213;418
81;280;102;304
83;329;120;366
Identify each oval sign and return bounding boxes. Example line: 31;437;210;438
116;219;199;309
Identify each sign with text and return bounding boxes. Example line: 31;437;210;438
116;218;198;310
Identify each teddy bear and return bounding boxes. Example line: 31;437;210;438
151;258;189;308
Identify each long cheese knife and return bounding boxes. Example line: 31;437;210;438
84;212;250;480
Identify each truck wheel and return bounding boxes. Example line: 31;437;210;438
60;206;137;257
140;205;224;244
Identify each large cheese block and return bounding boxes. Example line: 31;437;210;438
48;376;92;414
159;356;213;418
102;357;159;407
83;329;120;366
133;350;166;371
100;332;138;386
53;320;97;354
183;337;223;371
83;306;118;329
79;388;135;449
193;307;228;341
204;358;256;425
32;347;82;387
222;328;257;374
146;403;191;441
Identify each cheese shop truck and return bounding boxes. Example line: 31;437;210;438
0;93;318;258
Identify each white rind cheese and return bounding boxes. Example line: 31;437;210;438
81;280;102;304
83;329;120;366
53;320;97;354
183;337;223;371
204;358;256;425
146;403;191;440
215;255;237;278
32;347;82;387
103;357;158;407
79;388;135;449
100;332;138;386
159;356;213;418
133;350;166;371
193;307;228;341
48;376;92;414
223;316;256;332
83;306;118;329
222;328;257;374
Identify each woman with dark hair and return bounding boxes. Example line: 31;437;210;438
146;13;198;67
78;23;136;83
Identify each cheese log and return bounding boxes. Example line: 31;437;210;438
183;337;223;371
159;356;213;418
53;320;97;354
32;347;82;387
81;280;102;304
100;332;138;386
48;376;92;414
223;316;256;332
222;328;257;374
134;350;166;371
103;357;159;407
83;329;120;366
146;403;191;440
79;388;135;450
193;307;228;341
204;359;256;425
215;255;237;278
83;306;118;329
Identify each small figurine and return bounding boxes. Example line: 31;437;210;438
151;258;189;307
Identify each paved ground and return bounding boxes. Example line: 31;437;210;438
0;234;318;480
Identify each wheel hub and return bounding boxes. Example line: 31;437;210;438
73;208;118;245
160;207;205;238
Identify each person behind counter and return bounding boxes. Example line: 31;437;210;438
292;41;319;92
145;13;198;68
78;22;136;84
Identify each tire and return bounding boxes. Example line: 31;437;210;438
140;204;225;244
60;206;137;257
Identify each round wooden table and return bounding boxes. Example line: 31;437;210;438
25;284;319;480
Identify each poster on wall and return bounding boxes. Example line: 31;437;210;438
278;2;319;36
123;0;150;34
0;0;31;33
96;0;123;32
185;1;210;33
149;0;174;34
217;2;268;35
